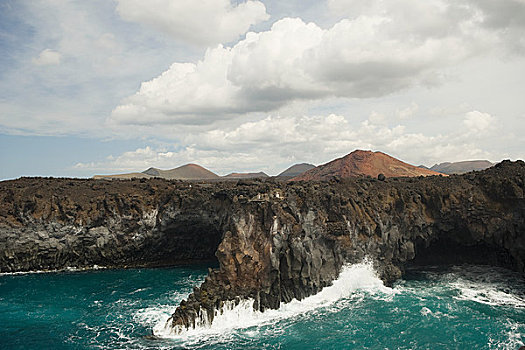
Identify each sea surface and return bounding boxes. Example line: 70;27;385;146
1;262;524;349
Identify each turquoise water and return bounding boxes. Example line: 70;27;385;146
1;263;524;349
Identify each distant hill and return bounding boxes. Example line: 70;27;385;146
94;164;219;180
276;163;316;178
223;172;269;179
142;167;161;176
430;160;494;175
141;164;219;180
93;172;153;180
291;150;443;181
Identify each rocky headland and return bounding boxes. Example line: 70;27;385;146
1;160;524;333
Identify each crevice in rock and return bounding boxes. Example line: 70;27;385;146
148;218;223;267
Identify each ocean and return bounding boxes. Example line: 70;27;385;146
1;262;524;349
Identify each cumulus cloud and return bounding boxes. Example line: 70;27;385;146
328;0;525;53
75;146;178;173
463;110;496;133
396;103;419;120
1;0;208;136
114;0;269;46
86;109;507;175
109;0;520;127
32;49;62;66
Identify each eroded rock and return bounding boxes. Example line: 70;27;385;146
0;161;524;332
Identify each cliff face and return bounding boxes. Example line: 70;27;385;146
1;161;524;332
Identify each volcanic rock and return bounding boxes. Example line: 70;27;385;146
1;160;524;334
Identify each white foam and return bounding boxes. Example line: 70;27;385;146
0;265;107;276
451;279;525;308
420;306;432;316
134;305;174;327
129;287;151;295
489;321;525;350
153;260;392;340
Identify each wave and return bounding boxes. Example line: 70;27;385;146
401;265;525;309
153;259;392;340
449;267;525;308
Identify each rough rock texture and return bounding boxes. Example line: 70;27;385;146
0;178;226;271
1;161;524;332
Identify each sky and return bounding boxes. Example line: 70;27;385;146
1;0;524;179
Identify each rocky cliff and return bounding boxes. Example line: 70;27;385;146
1;161;524;333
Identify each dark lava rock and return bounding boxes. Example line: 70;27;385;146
0;161;524;332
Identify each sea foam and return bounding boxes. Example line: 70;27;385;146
0;265;106;276
153;259;392;339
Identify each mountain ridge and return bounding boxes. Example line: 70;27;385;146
94;163;219;180
292;150;443;181
92;151;496;181
430;160;494;174
277;163;316;178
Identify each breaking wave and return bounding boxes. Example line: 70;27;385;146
153;260;392;339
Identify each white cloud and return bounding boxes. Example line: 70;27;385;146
327;0;525;53
109;3;515;127
0;0;204;136
75;146;178;173
368;111;387;125
32;49;62;66
396;103;419;120
84;109;510;175
3;0;525;177
114;0;269;46
463;110;496;133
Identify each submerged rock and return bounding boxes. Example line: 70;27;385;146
0;161;524;332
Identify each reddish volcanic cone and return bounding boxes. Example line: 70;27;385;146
291;150;444;181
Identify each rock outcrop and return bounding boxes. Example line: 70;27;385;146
1;161;524;333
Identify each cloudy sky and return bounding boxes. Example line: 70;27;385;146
1;0;524;179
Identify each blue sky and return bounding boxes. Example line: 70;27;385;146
1;0;524;179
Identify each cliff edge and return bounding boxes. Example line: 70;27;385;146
0;161;524;333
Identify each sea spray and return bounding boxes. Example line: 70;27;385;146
1;263;524;349
154;259;393;338
395;265;525;309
